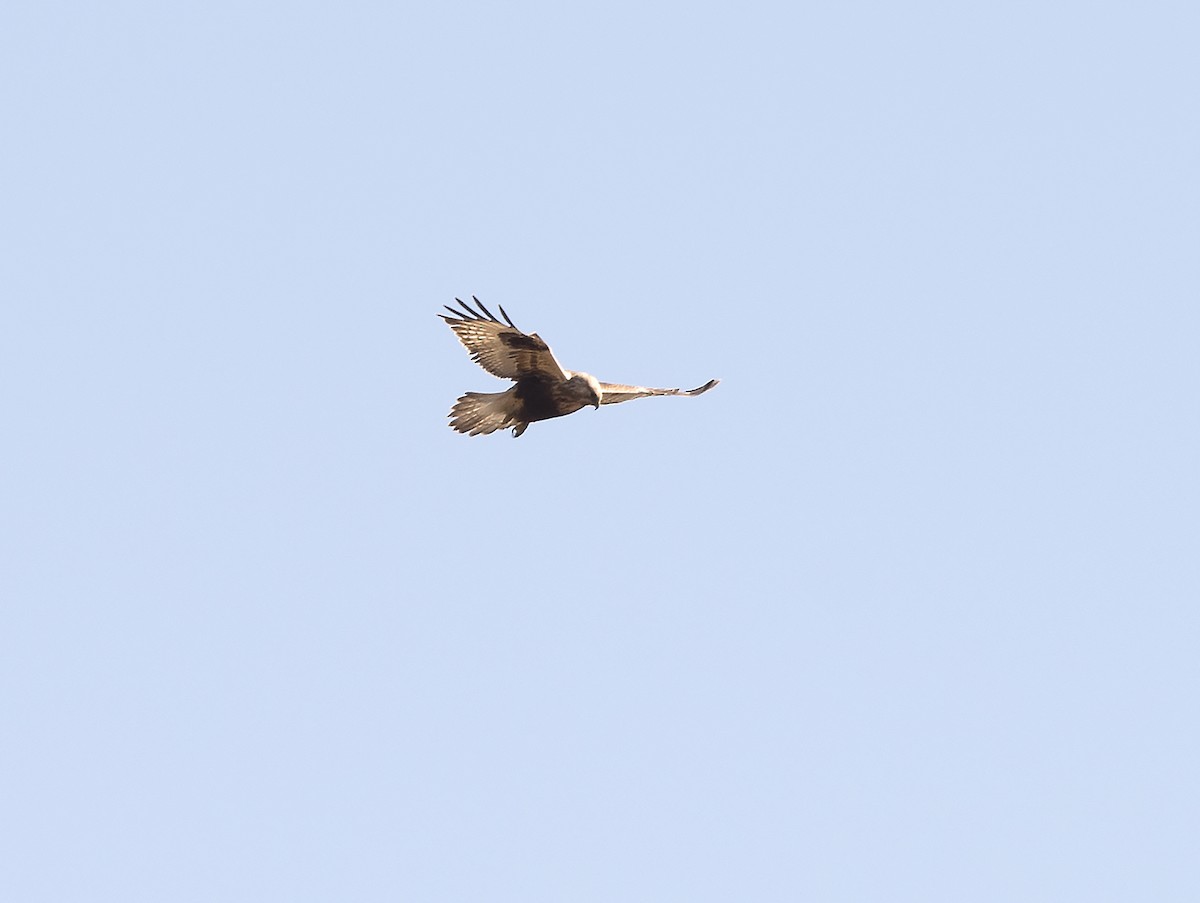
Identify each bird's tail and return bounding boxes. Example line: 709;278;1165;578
448;389;519;436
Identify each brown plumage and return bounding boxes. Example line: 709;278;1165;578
440;296;719;437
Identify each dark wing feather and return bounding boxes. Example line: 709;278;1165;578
598;378;719;405
440;296;568;381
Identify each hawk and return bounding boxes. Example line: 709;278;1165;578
441;296;719;437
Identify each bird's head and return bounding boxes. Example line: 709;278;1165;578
582;373;602;409
566;371;602;409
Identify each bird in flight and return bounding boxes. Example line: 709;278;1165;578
440;296;719;437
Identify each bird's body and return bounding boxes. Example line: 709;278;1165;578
440;297;717;437
449;373;600;437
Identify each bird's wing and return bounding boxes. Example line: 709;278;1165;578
440;297;568;382
597;378;720;405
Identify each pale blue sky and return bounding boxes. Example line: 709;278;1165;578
2;2;1198;900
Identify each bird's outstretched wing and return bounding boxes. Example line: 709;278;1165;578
598;378;720;405
440;296;569;382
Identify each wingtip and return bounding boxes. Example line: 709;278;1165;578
471;295;499;322
443;295;513;327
